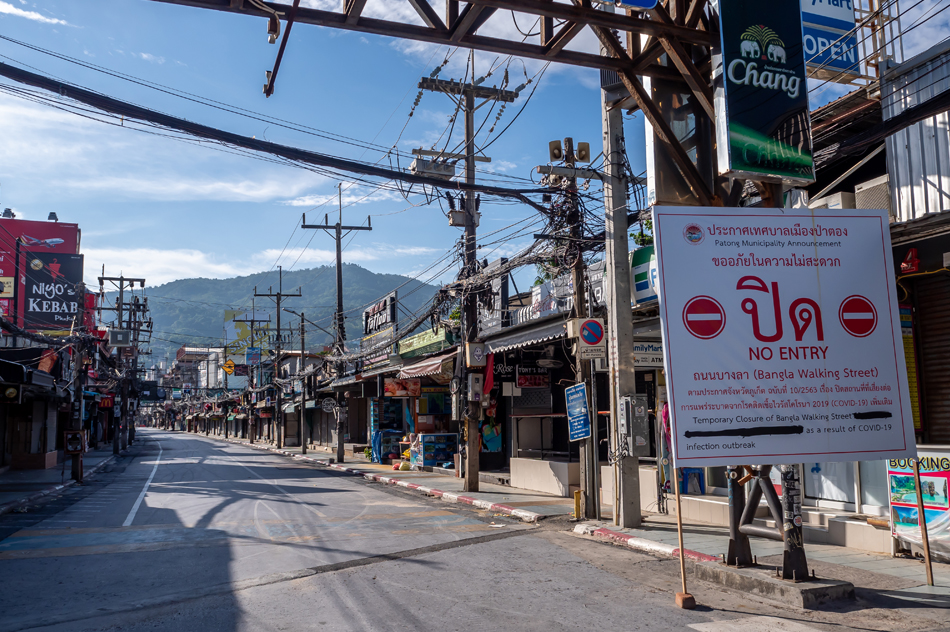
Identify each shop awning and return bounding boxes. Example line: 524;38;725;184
330;374;360;388
362;363;400;378
398;350;457;379
484;319;567;354
227;414;236;421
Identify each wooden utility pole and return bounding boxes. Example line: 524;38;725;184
301;188;371;464
419;61;519;493
255;267;301;449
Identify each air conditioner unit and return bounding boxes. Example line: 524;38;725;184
855;175;893;221
109;330;132;347
410;158;455;180
809;191;855;210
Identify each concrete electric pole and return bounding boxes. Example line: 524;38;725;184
255;267;301;449
301;187;372;463
418;59;519;493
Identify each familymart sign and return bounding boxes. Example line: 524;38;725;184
713;0;815;184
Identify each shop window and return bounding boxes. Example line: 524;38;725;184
859;460;889;508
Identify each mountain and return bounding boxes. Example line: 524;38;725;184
105;264;439;364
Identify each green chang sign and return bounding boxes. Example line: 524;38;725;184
713;0;815;183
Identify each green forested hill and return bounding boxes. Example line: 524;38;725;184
106;264;439;362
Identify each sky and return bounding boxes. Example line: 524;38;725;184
0;0;946;302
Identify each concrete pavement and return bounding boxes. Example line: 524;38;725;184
0;447;116;515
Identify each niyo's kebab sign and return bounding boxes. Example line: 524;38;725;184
654;206;917;467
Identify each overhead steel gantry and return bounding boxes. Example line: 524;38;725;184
146;0;717;204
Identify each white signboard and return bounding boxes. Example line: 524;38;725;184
654;206;916;468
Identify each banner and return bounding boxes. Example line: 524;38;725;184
21;252;84;330
888;454;950;556
713;0;815;183
654;206;916;467
224;310;270;362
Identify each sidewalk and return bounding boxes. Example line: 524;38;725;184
203;433;574;522
0;447;116;515
573;514;950;603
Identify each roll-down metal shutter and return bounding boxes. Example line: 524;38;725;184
917;274;950;443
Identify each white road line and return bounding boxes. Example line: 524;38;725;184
122;442;162;527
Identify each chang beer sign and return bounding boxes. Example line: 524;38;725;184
713;0;815;184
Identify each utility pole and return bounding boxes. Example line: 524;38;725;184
234;302;270;444
98;274;146;456
419;59;519;493
255;267;301;449
299;312;306;455
597;25;642;528
561;137;598;519
301;187;371;464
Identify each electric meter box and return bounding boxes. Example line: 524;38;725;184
618;394;650;457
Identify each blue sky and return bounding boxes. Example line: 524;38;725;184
0;0;944;298
0;0;641;296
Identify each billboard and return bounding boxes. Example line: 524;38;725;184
653;206;916;467
801;0;859;78
21;252;84;331
888;453;950;556
712;0;815;183
224;310;270;362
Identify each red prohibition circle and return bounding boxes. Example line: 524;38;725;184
838;295;878;337
682;296;726;339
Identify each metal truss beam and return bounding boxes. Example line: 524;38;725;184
144;0;708;79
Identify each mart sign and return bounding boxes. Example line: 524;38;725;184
653;206;916;467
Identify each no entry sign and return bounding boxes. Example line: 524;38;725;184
654;206;916;467
682;296;726;339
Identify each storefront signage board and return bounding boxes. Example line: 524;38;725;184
654;206;917;468
800;0;859;77
712;0;815;183
22;252;83;331
384;377;421;397
516;366;550;389
888;453;950;556
566;383;591;442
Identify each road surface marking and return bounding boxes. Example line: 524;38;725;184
122;442;162;527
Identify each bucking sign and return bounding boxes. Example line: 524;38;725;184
653;206;916;468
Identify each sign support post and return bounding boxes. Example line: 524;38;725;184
912;457;935;586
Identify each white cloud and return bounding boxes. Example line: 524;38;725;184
0;97;326;203
283;188;403;208
83;247;253;286
135;52;165;64
0;1;68;25
66;175;320;203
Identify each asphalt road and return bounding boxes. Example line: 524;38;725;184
0;429;947;632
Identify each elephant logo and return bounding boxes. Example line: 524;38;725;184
740;40;760;58
740;25;784;62
768;44;787;64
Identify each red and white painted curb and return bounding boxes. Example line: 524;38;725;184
0;455;117;517
573;523;719;563
210;435;542;523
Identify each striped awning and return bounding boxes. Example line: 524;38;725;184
484;319;567;354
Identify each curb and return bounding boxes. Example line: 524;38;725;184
573;523;719;563
204;434;542;523
0;454;117;517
